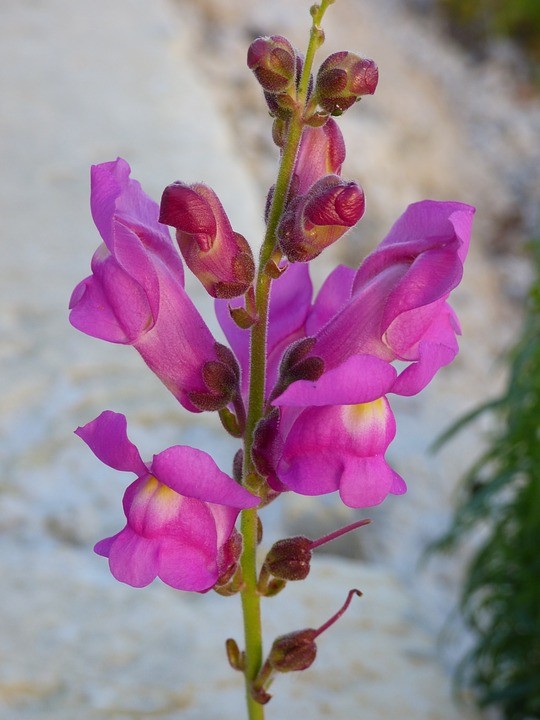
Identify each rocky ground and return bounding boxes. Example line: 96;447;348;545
1;0;539;718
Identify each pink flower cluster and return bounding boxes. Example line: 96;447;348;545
70;44;474;593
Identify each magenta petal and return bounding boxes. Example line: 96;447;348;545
380;244;463;332
392;338;457;396
279;452;341;495
157;537;219;592
90;244;154;342
338;457;403;508
94;532;121;557
107;527;159;588
75;411;147;476
91;159;174;259
273;355;397;407
151;446;258;509
69;274;131;343
378;200;474;255
306;264;356;335
267;264;313;355
390;473;407;495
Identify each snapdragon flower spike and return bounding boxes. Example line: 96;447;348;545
277;174;365;262
76;411;258;591
159;182;255;299
69;159;230;414
316;52;378;115
307;200;475;395
247;35;297;94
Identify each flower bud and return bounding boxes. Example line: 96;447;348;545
277;175;365;262
247;35;296;94
264;536;312;581
316;52;378;115
268;629;318;672
159;182;255;298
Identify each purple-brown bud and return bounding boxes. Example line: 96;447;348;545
316;52;378;115
159;182;255;298
264;536;312;581
268;629;318;672
247;35;296;94
277;175;365;262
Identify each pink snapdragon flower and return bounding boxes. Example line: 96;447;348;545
76;411;258;591
69;159;236;413
249;200;474;507
307;200;475;395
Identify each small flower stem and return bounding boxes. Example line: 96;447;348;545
239;5;334;718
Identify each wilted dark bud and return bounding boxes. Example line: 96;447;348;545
264;536;312;581
247;35;296;94
269;629;318;673
188;342;240;411
316;52;378;115
277;174;365;262
160;182;255;298
225;638;244;672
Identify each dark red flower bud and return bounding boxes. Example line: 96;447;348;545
277;175;365;262
247;35;296;94
268;629;318;672
160;182;254;298
316;52;378;115
264;536;312;581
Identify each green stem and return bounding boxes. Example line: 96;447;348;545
238;4;334;717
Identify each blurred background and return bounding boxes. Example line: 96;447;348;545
1;0;539;718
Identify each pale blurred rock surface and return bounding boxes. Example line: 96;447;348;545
1;0;539;717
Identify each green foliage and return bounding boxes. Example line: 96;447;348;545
433;239;540;719
438;0;540;62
